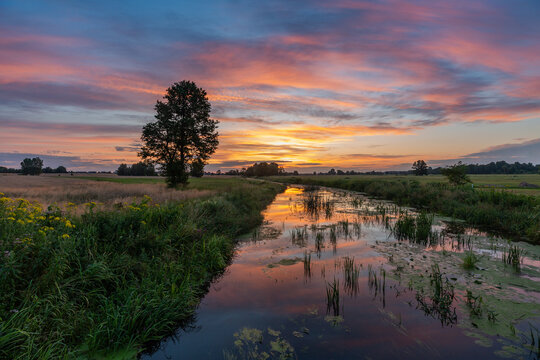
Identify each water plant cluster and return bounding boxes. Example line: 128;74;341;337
278;177;540;244
415;264;457;326
502;243;526;272
392;211;435;244
0;182;284;358
302;192;334;220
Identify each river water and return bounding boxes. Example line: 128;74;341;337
145;186;540;359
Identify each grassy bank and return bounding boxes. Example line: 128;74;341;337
272;176;540;244
0;178;284;359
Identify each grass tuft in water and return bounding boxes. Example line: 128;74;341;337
415;264;457;326
502;243;526;272
326;278;341;316
462;250;479;270
342;257;360;296
465;290;483;317
303;251;311;279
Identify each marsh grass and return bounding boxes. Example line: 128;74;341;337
462;251;479;270
465;290;483;317
343;256;360;296
275;176;540;244
291;226;308;247
326;278;341;316
303;251;311;278
502;243;526;271
416;264;457;326
0;179;284;358
301;191;334;219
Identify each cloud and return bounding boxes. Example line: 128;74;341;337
0;0;539;170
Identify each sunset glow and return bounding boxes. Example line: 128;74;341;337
1;0;539;171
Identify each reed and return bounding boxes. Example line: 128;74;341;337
326;278;341;316
502;243;525;271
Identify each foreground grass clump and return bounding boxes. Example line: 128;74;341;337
0;181;284;359
274;176;540;244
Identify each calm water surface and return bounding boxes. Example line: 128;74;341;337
146;186;538;359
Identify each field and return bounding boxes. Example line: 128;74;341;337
271;174;540;244
0;175;284;358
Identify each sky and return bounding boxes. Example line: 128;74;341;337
1;0;539;172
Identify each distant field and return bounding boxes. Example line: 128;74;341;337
0;174;249;208
274;174;540;196
74;174;243;191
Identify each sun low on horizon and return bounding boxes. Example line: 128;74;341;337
1;0;539;172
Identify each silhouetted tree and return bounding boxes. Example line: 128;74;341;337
139;80;219;187
190;158;205;177
117;162;156;176
20;157;43;175
55;166;67;173
117;163;129;176
441;161;471;185
328;168;336;175
412;160;428;176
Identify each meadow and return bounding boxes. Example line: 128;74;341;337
271;174;540;244
0;175;284;358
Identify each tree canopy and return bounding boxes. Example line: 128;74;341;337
441;162;471;185
139;81;219;187
20;157;43;175
412;160;429;176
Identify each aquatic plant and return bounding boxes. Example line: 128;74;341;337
343;256;360;296
465;290;483;317
415;264;457;326
338;219;349;238
326;278;341;316
276;176;540;245
462;251;479;270
527;323;540;358
415;212;434;242
303;251;311;278
290;226;308;247
502;243;526;272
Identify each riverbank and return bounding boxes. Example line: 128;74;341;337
0;177;284;358
272;175;540;245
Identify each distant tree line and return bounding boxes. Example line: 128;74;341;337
431;161;539;175
214;160;539;177
244;162;284;177
42;166;68;174
0;157;69;175
117;162;156;176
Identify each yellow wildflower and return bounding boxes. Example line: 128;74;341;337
140;220;146;225
16;219;25;225
61;234;70;239
7;217;15;221
38;230;46;236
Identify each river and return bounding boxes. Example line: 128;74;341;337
145;186;540;359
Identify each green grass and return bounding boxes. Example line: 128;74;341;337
0;179;284;359
272;175;540;244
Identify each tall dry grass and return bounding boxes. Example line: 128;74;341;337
0;174;212;208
